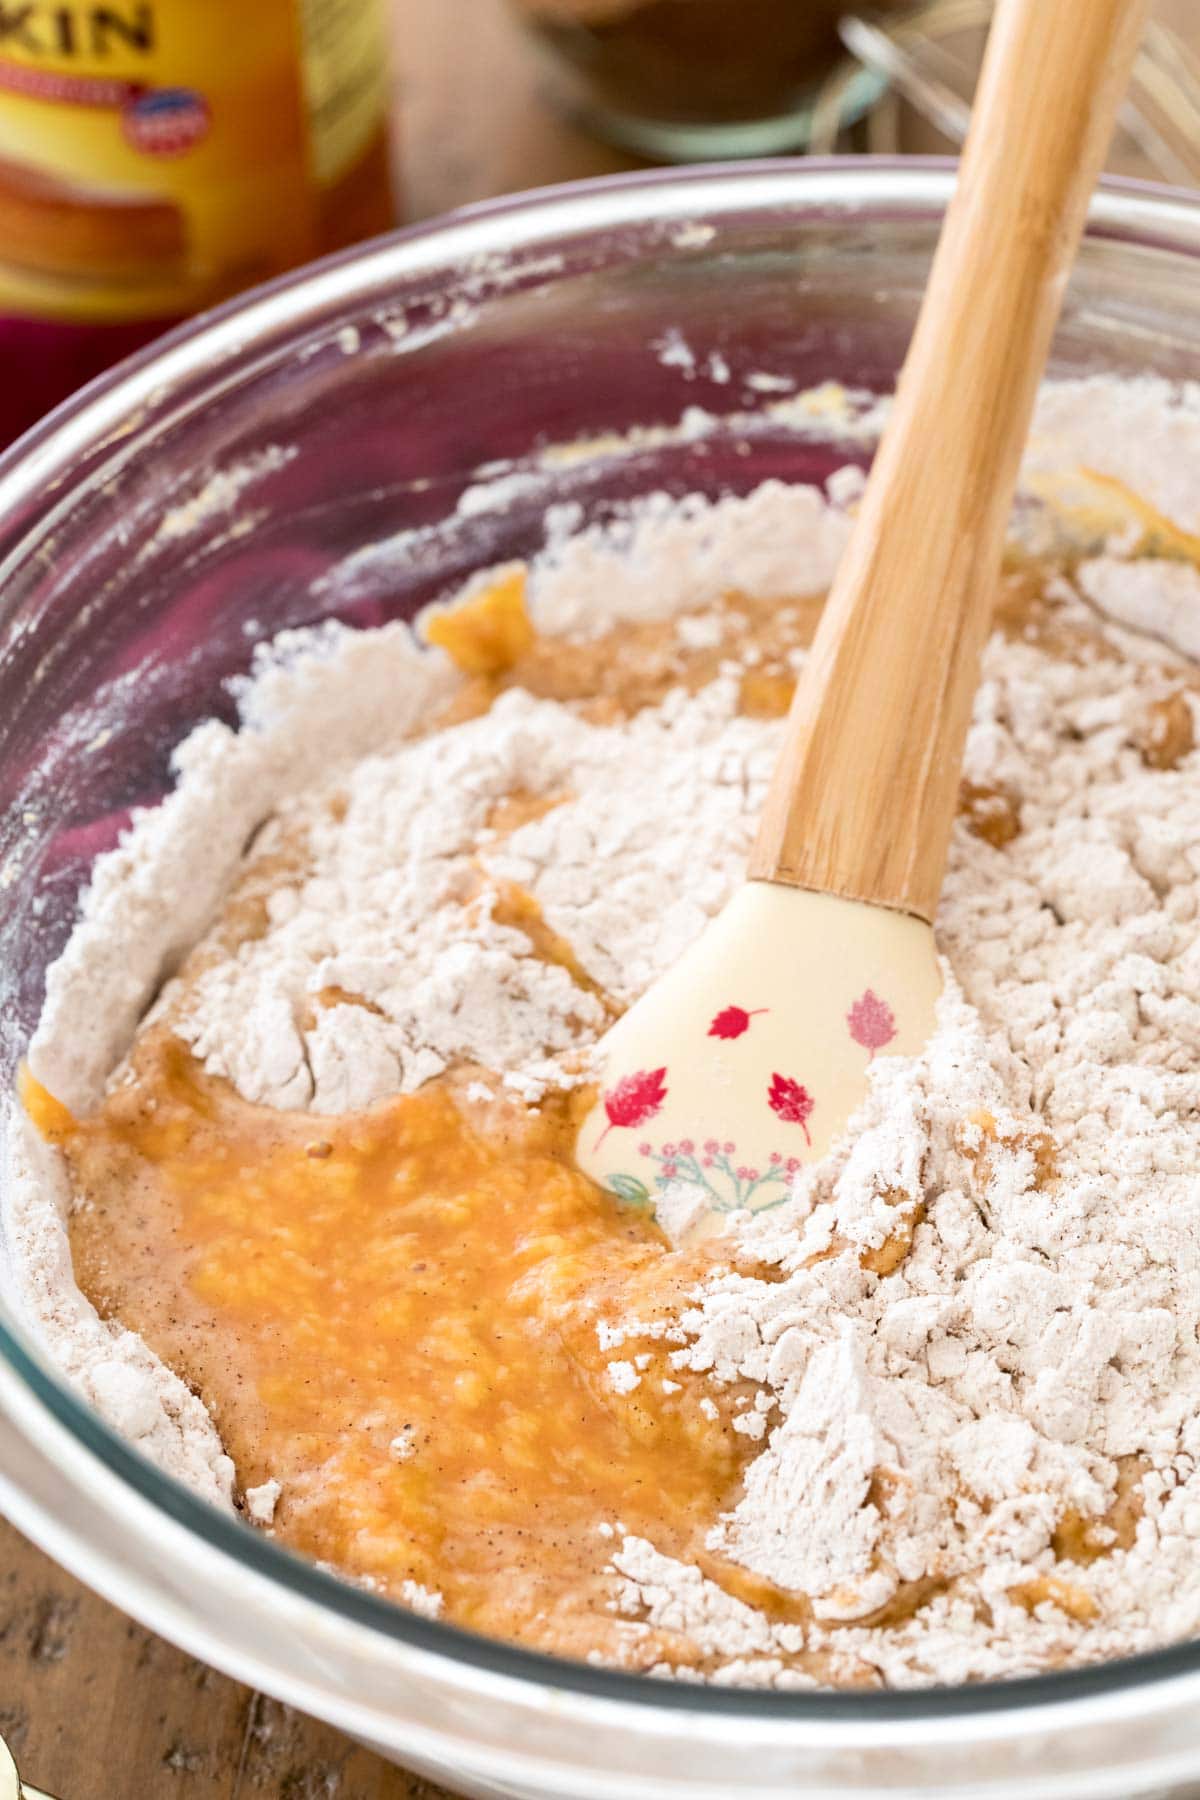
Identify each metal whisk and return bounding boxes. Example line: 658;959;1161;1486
815;0;1200;182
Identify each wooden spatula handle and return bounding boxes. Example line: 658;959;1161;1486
749;0;1149;921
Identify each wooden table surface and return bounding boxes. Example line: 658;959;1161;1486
3;0;1198;1795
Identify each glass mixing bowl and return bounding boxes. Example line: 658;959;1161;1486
4;160;1200;1800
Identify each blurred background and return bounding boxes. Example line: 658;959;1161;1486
1;0;1197;445
397;0;1199;213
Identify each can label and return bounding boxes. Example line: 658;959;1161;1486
0;0;389;324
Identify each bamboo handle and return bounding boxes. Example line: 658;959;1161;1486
749;0;1150;920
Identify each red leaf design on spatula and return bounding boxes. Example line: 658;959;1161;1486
847;989;897;1057
708;1005;768;1040
767;1072;813;1145
594;1067;668;1149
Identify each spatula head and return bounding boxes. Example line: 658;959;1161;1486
576;883;941;1241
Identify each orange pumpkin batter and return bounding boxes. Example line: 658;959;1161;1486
26;1042;763;1667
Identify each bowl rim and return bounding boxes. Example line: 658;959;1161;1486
5;154;1200;1727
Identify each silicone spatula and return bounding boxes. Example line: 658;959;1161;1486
577;0;1149;1234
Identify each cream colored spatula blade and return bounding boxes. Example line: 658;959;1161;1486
583;885;940;1235
577;0;1150;1236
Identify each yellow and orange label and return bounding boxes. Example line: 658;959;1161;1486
0;0;392;323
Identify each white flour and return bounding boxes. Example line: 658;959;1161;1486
161;674;776;1113
9;376;1200;1686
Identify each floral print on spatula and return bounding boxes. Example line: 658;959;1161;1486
598;988;898;1215
610;1138;803;1213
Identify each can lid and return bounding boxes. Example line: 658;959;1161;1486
841;1;1200;186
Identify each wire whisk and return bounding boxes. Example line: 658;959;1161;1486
812;0;1200;184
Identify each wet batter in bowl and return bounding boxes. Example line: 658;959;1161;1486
13;396;1200;1687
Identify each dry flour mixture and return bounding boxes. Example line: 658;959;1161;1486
9;376;1200;1688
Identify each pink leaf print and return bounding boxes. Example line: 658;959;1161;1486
708;1004;769;1041
767;1072;813;1145
847;988;897;1058
594;1067;668;1149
